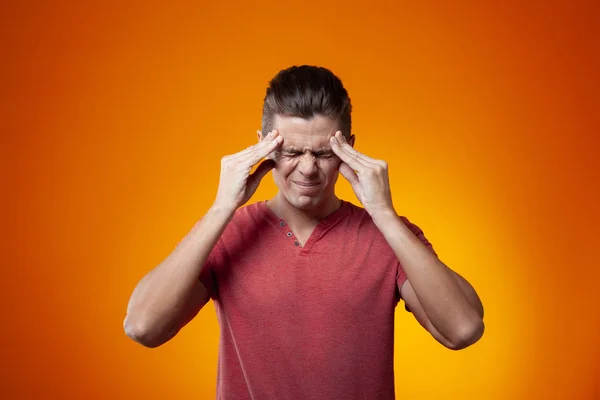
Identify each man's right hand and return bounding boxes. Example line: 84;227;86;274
213;129;283;212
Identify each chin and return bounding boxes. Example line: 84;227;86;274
274;177;333;210
281;194;312;208
293;197;321;210
284;190;330;210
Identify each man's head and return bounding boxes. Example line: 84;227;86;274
258;65;354;210
261;65;352;140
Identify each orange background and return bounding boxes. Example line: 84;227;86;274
2;1;599;399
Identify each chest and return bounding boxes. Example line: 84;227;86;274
218;240;399;321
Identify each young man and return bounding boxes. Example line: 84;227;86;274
124;65;485;399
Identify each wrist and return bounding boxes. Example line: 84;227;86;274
369;206;397;225
208;203;236;223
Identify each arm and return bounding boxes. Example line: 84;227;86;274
401;268;484;350
376;212;484;350
124;129;283;348
329;131;484;350
123;206;233;348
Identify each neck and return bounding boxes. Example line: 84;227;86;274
268;193;342;226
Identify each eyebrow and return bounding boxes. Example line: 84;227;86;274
281;147;333;153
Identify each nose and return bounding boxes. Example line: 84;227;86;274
297;153;318;177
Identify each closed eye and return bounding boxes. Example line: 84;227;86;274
282;151;335;159
314;152;335;159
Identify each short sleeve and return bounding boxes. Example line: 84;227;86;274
198;237;227;301
397;216;438;311
400;216;438;257
176;220;227;302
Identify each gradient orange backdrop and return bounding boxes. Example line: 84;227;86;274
2;1;599;399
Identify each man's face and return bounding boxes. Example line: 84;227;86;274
259;114;353;210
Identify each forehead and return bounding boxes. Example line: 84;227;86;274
274;114;339;150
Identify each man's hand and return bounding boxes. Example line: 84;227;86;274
330;131;394;217
213;130;283;212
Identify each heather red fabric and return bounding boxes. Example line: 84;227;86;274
199;200;436;400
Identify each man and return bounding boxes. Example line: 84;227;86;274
124;65;484;399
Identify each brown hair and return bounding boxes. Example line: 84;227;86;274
261;65;352;139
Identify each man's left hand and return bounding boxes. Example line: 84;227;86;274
330;131;395;217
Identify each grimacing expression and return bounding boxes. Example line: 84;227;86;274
259;114;353;210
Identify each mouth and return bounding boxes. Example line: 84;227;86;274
293;181;320;188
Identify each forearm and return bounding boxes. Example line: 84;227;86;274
124;205;233;344
373;210;483;342
450;270;484;319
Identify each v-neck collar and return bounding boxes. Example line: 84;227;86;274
256;199;350;255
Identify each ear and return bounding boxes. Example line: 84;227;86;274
349;134;356;147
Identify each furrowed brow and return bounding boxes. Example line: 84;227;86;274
283;147;332;153
314;149;334;154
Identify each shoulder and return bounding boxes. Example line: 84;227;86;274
229;201;267;225
342;201;415;229
337;202;388;243
220;201;273;241
341;201;436;254
345;201;422;229
341;201;372;222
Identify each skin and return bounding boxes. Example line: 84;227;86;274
264;115;484;349
124;130;284;347
256;114;353;243
124;112;484;351
328;129;484;349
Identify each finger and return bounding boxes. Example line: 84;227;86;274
256;131;280;160
233;130;276;158
242;133;283;165
235;130;282;162
338;162;359;187
246;159;275;192
330;133;365;171
334;131;381;166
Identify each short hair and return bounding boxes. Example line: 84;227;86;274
261;65;352;139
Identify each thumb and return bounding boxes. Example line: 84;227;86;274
247;159;275;190
339;162;359;187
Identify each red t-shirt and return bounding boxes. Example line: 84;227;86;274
199;200;436;399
